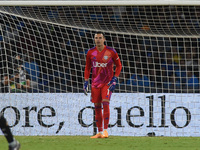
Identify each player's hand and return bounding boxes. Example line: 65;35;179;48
83;81;88;96
108;76;118;92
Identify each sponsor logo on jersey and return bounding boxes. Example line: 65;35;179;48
104;56;108;60
93;62;107;67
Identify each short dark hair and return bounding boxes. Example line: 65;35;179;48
95;32;105;38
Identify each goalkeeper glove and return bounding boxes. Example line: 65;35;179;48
108;76;118;92
83;81;88;96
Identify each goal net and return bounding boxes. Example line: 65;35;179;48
0;1;200;136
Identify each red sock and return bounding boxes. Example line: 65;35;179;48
94;105;103;132
103;102;110;130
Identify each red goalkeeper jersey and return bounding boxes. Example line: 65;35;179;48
84;45;122;88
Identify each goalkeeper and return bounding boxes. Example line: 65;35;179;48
84;32;122;138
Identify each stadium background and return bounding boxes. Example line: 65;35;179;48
1;5;200;93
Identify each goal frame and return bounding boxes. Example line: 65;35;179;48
0;0;200;6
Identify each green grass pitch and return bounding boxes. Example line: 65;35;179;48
1;136;200;150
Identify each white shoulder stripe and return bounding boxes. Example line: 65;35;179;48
116;57;119;60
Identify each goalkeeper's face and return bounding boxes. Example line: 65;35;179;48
94;34;105;47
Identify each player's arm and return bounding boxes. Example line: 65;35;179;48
108;52;122;92
84;52;92;95
113;53;122;78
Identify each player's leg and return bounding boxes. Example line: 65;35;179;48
0;113;20;150
101;85;112;138
90;87;103;138
102;100;109;138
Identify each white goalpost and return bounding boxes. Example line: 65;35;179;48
0;0;200;136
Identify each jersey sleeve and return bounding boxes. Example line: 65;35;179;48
113;52;122;77
84;51;92;80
